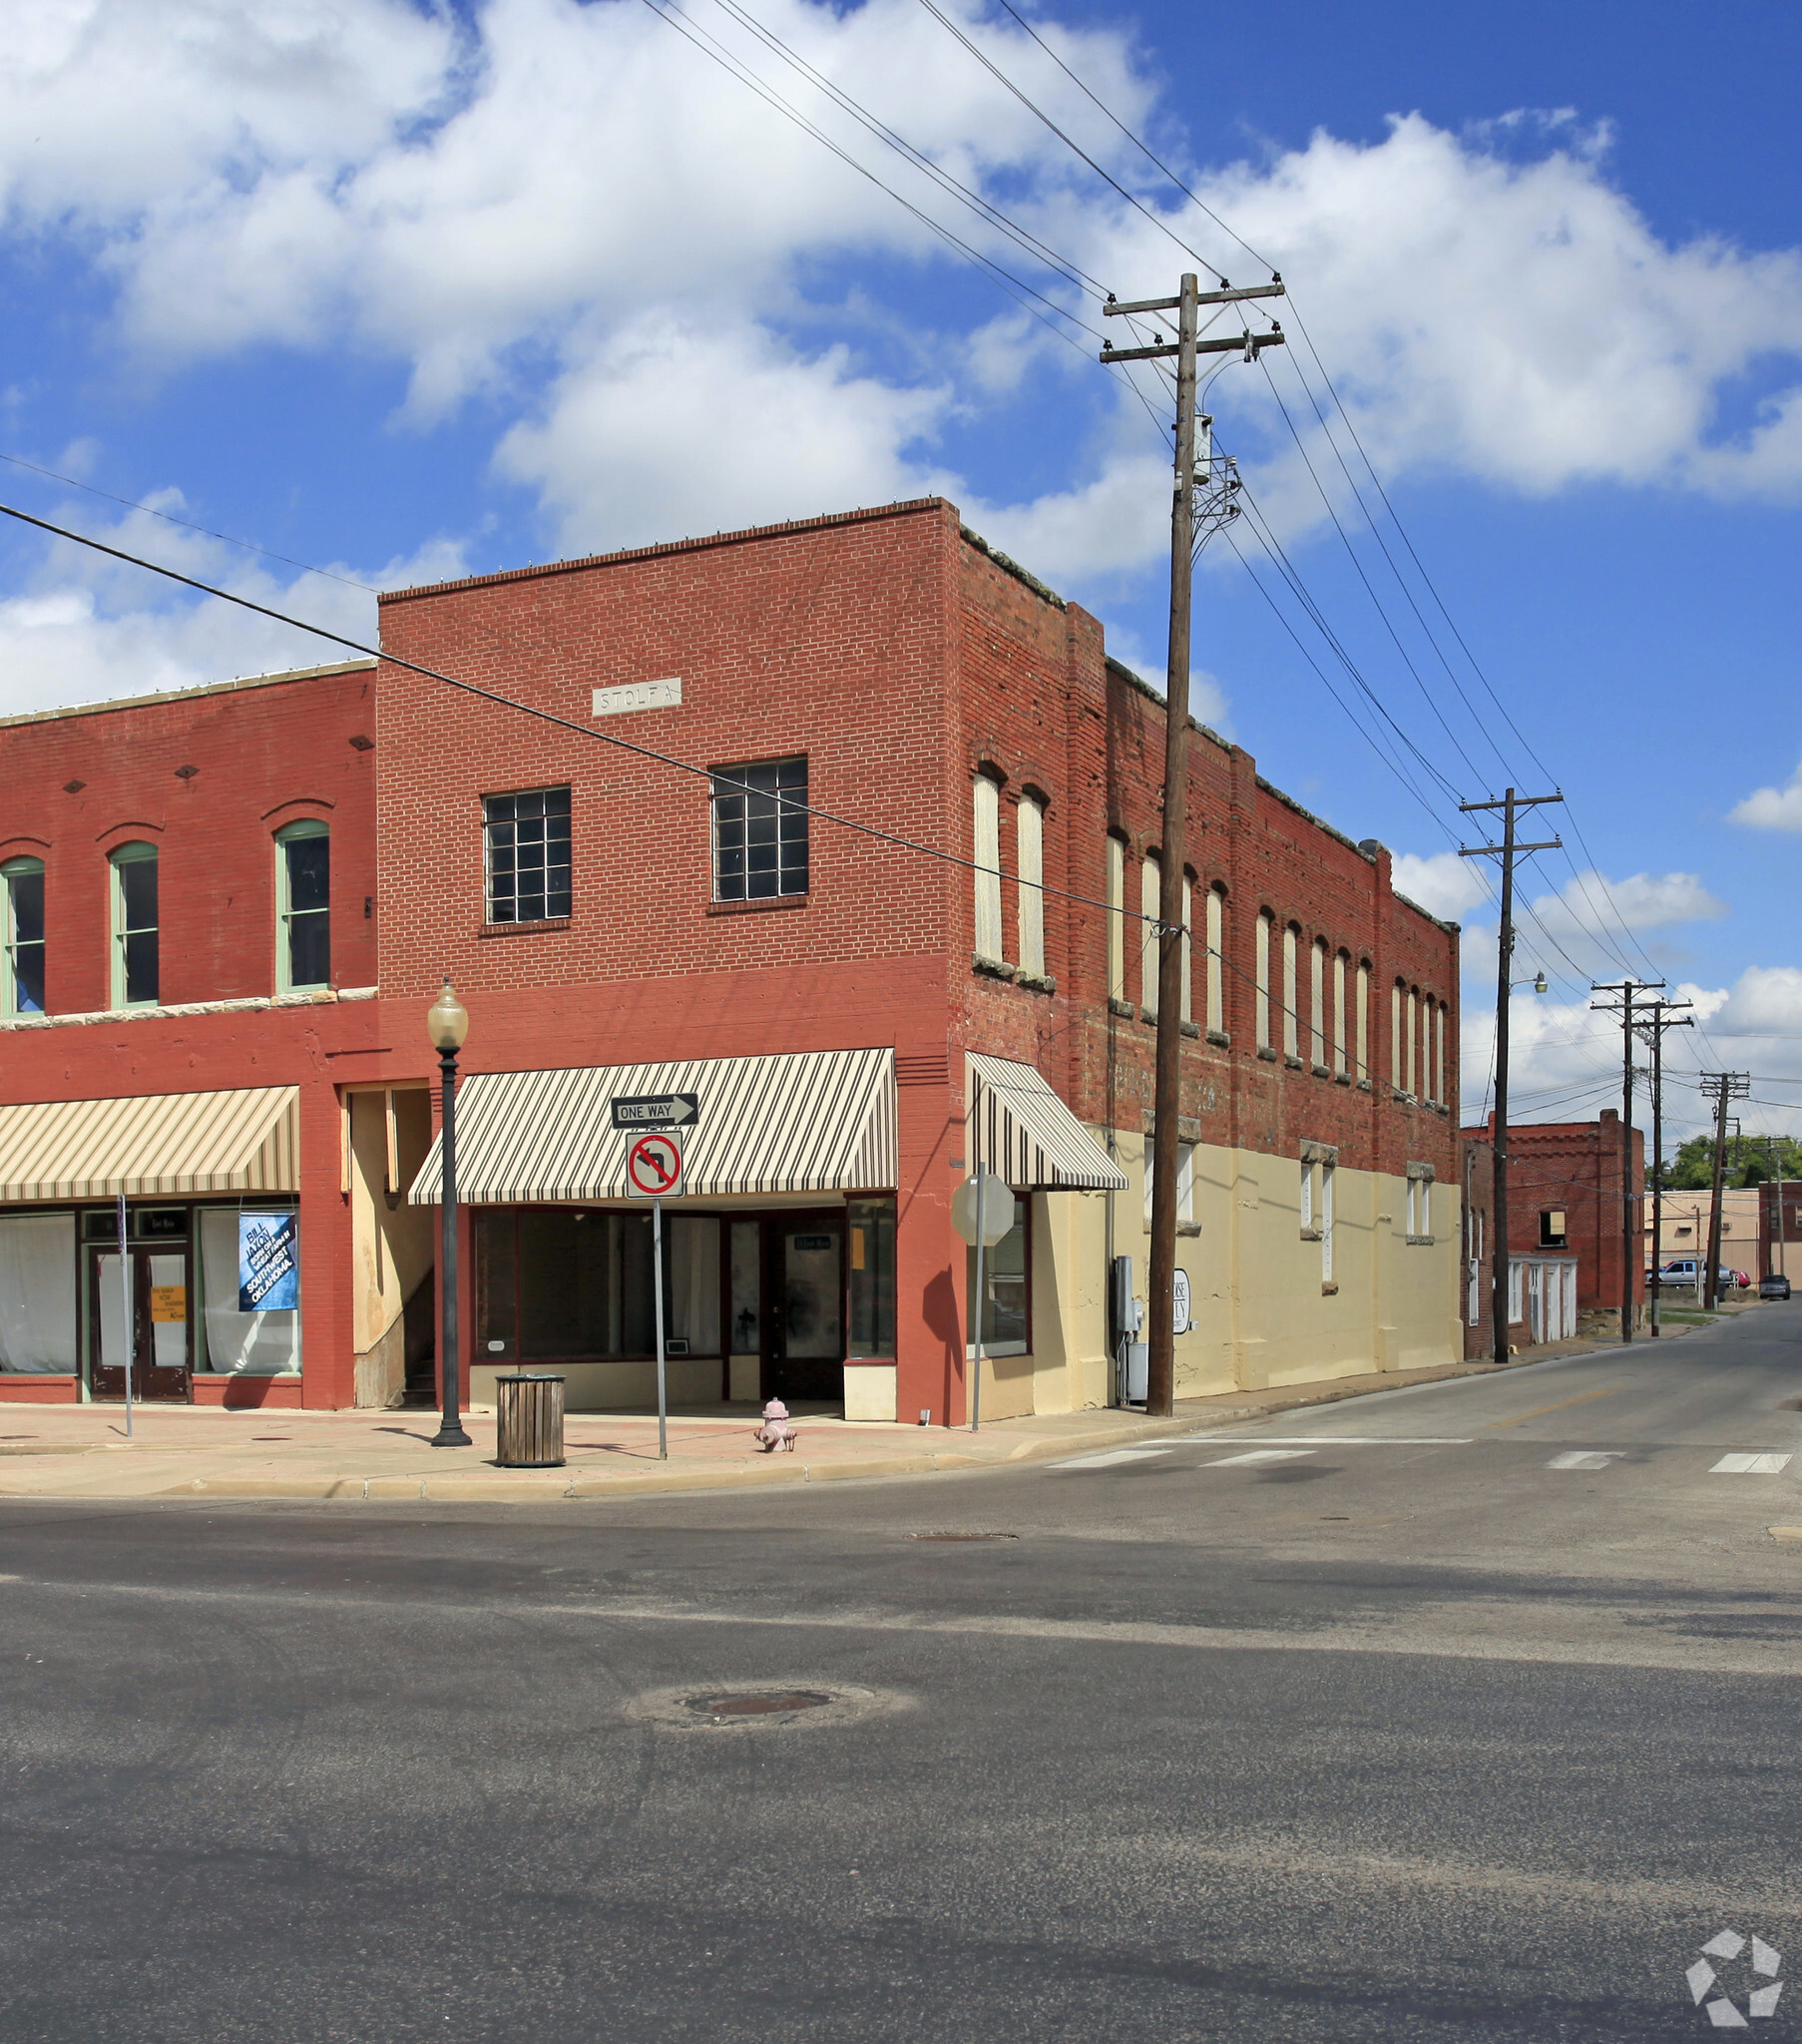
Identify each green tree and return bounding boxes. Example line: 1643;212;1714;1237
1655;1133;1802;1192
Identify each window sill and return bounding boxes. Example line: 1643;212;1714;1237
1406;1235;1436;1247
1299;1227;1323;1243
1177;1221;1203;1238
479;916;572;938
1256;1045;1278;1062
1205;1028;1229;1048
1334;1071;1353;1086
707;892;808;916
1108;997;1135;1019
1016;970;1058;995
1284;1055;1305;1071
1393;1088;1416;1104
1310;1063;1331;1080
1321;1280;1340;1295
1356;1078;1374;1092
1178;1019;1200;1038
973;954;1017;981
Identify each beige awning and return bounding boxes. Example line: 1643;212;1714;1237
0;1086;299;1203
966;1053;1127;1191
409;1049;896;1205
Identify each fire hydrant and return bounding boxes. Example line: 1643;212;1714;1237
753;1397;798;1453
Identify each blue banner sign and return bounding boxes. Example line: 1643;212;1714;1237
239;1213;299;1312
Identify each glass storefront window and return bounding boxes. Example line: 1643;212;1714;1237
0;1213;78;1372
198;1207;301;1374
847;1198;896;1358
728;1220;761;1356
967;1195;1029;1356
475;1209;725;1361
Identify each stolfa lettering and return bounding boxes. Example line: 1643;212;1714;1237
238;1213;300;1312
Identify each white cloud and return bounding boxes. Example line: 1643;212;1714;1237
1729;760;1802;830
1391;849;1490;921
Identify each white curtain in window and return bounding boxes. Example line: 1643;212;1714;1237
200;1208;301;1374
1016;797;1044;977
669;1216;721;1352
0;1214;77;1371
973;777;1003;963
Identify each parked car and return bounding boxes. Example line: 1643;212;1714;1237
1760;1274;1792;1300
1649;1258;1737;1290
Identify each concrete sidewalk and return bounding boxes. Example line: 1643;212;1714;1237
0;1345;1593;1503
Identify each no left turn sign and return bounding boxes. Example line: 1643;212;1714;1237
627;1131;684;1199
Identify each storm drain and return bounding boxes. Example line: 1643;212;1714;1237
626;1682;912;1733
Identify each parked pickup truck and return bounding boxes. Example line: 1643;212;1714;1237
1647;1259;1740;1289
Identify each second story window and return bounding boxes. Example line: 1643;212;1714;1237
2;856;45;1016
110;841;159;1007
275;821;330;991
485;787;571;923
972;774;1003;962
712;758;807;901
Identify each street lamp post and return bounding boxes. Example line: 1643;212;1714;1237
428;979;472;1449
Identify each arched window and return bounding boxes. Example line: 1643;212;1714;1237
1355;961;1370;1082
275;819;330;992
1180;874;1193;1026
1282;923;1299;1059
1205;887;1224;1035
2;856;45;1016
1106;836;1126;1001
1310;937;1327;1067
1332;950;1348;1078
1139;853;1161;1017
110;841;158;1008
972;777;1003;964
1406;987;1420;1096
1016;794;1045;977
1254;910;1272;1049
1436;1002;1447;1107
1391;980;1404;1090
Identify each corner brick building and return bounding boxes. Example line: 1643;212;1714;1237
0;498;1462;1419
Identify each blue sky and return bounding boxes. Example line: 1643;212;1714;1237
3;0;1800;1136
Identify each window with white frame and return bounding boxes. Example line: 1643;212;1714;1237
1205;887;1224;1035
110;841;159;1008
710;759;805;902
1435;1003;1447;1107
1016;793;1045;976
1282;923;1299;1058
1321;1156;1336;1281
1391;980;1403;1090
274;820;329;992
972;775;1003;963
1107;836;1126;1000
486;786;572;921
1356;961;1370;1081
1420;994;1433;1103
1255;909;1272;1049
1300;1142;1336;1286
1406;1163;1435;1243
1139;852;1161;1017
1332;950;1347;1077
1180;875;1192;1025
1310;937;1327;1067
2;855;45;1016
1144;1140;1195;1228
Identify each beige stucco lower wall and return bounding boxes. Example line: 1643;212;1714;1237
1022;1130;1463;1413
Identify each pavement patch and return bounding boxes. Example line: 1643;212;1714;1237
1547;1451;1626;1471
1711;1453;1794;1475
623;1681;913;1733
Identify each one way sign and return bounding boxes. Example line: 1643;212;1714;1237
610;1092;699;1131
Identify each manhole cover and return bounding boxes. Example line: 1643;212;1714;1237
906;1530;1018;1542
626;1682;912;1732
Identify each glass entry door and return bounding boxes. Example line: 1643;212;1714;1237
89;1246;192;1401
763;1214;844;1404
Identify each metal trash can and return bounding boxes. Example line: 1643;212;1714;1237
495;1373;566;1468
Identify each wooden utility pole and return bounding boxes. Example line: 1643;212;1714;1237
1102;275;1284;1415
1699;1072;1749;1308
1633;998;1691;1334
1591;978;1662;1342
1460;790;1562;1365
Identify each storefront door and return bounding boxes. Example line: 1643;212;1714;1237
764;1214;844;1404
89;1245;192;1401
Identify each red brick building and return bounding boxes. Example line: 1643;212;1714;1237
1462;1111;1643;1340
0;498;1464;1419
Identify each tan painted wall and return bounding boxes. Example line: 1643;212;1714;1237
348;1088;435;1406
1016;1129;1463;1413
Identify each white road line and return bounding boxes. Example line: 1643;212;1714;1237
1204;1448;1318;1467
1048;1447;1174;1471
1547;1451;1626;1471
1153;1436;1473;1448
1711;1453;1794;1476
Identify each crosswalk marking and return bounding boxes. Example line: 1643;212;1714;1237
1048;1447;1173;1471
1547;1451;1625;1471
1711;1453;1794;1476
1204;1448;1317;1467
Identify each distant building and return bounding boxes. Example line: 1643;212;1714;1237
1462;1111;1642;1337
0;498;1464;1416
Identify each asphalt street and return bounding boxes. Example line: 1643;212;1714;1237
3;1307;1800;2043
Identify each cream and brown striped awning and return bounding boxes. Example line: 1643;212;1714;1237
966;1053;1127;1191
408;1049;896;1205
0;1086;299;1203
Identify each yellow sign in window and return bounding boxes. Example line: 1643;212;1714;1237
150;1285;187;1324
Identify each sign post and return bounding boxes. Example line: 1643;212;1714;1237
951;1171;1013;1432
625;1126;688;1460
116;1192;133;1437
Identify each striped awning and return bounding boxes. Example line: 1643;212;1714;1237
409;1049;896;1205
967;1054;1127;1191
0;1086;299;1203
